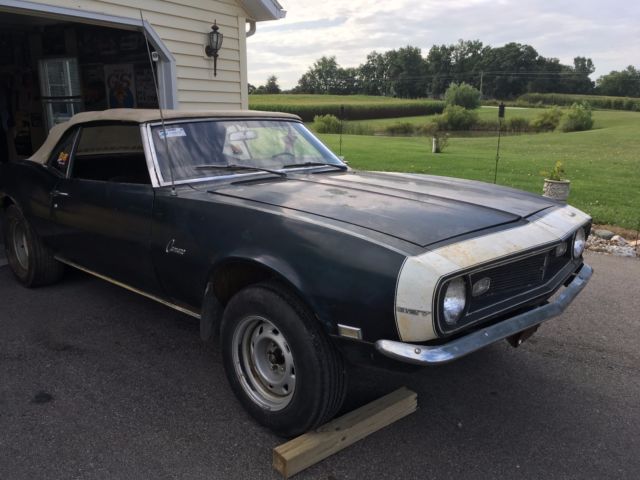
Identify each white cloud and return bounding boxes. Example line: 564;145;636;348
247;0;640;89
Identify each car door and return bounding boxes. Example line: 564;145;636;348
50;122;161;295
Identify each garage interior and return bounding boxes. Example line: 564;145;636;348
0;10;160;161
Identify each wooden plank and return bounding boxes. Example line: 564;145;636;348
273;387;418;479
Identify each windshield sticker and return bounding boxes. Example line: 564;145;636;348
158;127;187;139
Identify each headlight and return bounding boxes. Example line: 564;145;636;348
573;228;586;258
442;277;467;325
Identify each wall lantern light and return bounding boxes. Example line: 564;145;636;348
205;20;224;76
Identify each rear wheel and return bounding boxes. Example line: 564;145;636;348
220;281;347;437
3;205;64;287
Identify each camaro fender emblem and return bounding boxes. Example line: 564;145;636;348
396;306;430;317
165;239;187;256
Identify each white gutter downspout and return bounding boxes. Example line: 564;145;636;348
246;19;257;37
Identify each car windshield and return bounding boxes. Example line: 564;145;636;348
150;119;345;183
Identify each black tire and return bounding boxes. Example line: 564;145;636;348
220;281;347;437
3;205;64;287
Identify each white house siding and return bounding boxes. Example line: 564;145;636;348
25;0;250;109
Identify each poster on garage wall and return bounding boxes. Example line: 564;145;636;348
134;65;158;108
104;63;136;108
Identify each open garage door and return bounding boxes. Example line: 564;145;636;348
0;1;176;161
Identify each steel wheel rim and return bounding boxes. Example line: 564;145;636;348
232;315;296;411
12;222;29;270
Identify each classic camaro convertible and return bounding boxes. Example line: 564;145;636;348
0;109;592;436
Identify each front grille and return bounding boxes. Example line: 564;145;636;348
468;243;570;312
436;241;578;335
471;252;546;300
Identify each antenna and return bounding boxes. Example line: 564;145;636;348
493;102;505;184
140;11;177;196
339;104;344;157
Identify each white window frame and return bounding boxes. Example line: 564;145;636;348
0;0;177;109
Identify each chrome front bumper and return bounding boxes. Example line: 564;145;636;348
375;263;593;366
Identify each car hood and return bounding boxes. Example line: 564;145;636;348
208;171;558;247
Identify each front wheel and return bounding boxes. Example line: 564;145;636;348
3;205;64;287
220;282;347;437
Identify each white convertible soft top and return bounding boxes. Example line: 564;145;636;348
29;109;301;164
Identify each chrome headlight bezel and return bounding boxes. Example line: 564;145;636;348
572;227;586;258
439;277;468;327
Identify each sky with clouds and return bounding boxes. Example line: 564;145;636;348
247;0;640;89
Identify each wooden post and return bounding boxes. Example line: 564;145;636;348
273;387;417;479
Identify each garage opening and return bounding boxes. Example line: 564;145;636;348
0;6;173;161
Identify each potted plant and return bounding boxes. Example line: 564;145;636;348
541;160;570;201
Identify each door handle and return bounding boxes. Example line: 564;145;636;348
51;190;70;197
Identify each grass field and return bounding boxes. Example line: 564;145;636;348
316;109;640;230
249;94;443;122
249;94;431;106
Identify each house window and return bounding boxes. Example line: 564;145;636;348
38;57;83;130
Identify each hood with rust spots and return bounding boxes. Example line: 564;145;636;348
207;171;558;247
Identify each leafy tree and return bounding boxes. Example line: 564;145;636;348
294;56;359;94
295;56;340;94
527;57;564;93
292;40;615;99
444;82;481;109
479;43;540;98
425;44;454;96
358;51;390;96
334;67;359;95
566;57;595;94
450;40;486;86
264;75;281;94
596;66;640;97
386;46;427;98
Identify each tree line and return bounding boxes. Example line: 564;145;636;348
250;40;640;99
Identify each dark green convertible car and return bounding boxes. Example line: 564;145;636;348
0;109;592;436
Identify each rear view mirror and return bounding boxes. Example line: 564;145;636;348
229;130;257;141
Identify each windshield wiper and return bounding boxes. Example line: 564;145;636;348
282;161;347;171
195;164;287;178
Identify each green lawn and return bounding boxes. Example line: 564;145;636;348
317;109;640;229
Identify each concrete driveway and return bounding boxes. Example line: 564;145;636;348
0;252;639;479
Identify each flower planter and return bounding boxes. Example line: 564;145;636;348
543;179;571;202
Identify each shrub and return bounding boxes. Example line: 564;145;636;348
432;132;450;153
312;116;375;135
343;123;374;136
506;117;530;133
472;119;500;131
384;122;417;136
435;105;479;130
531;107;563;132
418;122;439;136
416;123;450;152
444;82;481;109
559;102;594;132
313;114;342;133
